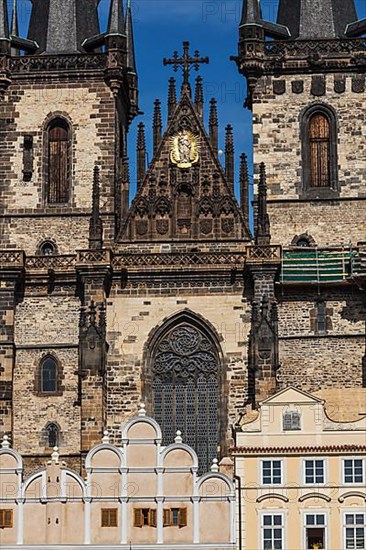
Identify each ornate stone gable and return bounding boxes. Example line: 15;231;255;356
118;90;250;243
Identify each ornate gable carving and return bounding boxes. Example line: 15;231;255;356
119;90;250;243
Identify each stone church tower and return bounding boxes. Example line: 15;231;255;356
0;0;365;478
235;0;366;401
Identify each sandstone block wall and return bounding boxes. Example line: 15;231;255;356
105;285;251;446
0;79;118;252
253;73;366;246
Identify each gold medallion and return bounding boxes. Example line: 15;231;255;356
170;131;200;168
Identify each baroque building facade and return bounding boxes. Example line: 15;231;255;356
0;0;365;504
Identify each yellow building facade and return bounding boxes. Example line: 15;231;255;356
233;387;366;550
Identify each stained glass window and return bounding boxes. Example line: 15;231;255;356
152;324;220;473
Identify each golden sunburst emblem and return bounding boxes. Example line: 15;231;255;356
170;131;200;168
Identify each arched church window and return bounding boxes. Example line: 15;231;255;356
150;321;221;473
40;356;58;393
309;113;330;187
47;423;59;448
46;119;71;204
39;241;56;256
301;105;338;194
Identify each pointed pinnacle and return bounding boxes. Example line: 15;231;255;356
240;0;261;26
195;76;204;104
137;122;146;150
209;98;218;126
153;99;162;128
125;0;137;73
259;162;267;195
11;0;18;37
108;0;125;35
0;0;9;41
225;124;234;153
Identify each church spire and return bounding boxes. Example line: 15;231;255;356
10;0;18;36
89;166;103;251
239;0;290;39
209;98;218;153
255;163;270;246
240;0;261;26
240;153;250;229
168;77;177;121
195;76;204;119
153;99;162;156
28;0;100;54
277;0;358;39
125;0;137;73
107;0;125;36
0;0;9;54
137;122;146;191
10;0;19;55
225;125;234;195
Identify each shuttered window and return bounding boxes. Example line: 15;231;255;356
163;508;188;528
101;508;118;527
134;508;157;527
47;120;70;204
309;113;331;188
0;509;13;528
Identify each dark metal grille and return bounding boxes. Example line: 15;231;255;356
152;324;219;473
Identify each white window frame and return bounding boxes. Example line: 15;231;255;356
342;458;365;485
303;457;326;485
303;511;328;550
261;459;283;486
260;511;285;550
343;510;366;550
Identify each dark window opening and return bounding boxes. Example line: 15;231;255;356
134;508;157;528
47;119;71;205
40;241;55;256
296;238;311;248
41;357;58;393
306;528;325;549
47;423;58;448
316;301;327;334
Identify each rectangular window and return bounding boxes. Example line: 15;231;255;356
344;513;365;549
344;459;364;484
0;509;13;529
134;508;157;528
101;508;117;527
305;514;326;550
262;460;282;485
262;514;283;550
283;411;301;431
163;508;188;528
305;460;325;484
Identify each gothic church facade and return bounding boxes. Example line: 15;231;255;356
0;0;365;477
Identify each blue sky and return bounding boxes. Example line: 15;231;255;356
11;0;366;199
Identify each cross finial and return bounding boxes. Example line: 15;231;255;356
163;41;209;93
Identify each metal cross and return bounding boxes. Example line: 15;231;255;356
163;41;209;87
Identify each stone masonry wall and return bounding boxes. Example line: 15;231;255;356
277;289;365;391
105;283;251;447
12;293;80;454
253;73;366;246
0;78;117;251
